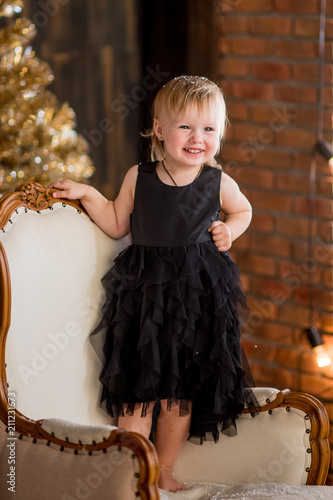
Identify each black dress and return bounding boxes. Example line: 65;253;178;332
90;161;259;443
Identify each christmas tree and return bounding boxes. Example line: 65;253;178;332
0;0;94;196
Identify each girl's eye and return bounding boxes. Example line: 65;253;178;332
179;125;189;129
205;127;213;132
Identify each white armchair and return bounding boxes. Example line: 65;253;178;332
0;183;331;500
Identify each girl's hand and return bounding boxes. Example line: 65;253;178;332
49;180;90;200
208;221;232;252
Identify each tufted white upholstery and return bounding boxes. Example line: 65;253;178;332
2;203;129;424
175;399;311;485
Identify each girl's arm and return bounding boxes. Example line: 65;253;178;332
208;172;252;251
50;165;138;239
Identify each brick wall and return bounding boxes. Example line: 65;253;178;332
217;0;333;484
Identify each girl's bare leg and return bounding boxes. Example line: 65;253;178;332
154;400;192;492
118;405;153;440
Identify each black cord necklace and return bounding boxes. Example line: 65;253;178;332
161;160;203;186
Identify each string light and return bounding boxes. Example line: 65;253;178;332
306;326;331;368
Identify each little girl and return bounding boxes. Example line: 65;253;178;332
51;75;259;493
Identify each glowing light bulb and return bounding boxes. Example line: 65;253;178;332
313;345;332;368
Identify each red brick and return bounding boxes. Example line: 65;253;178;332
323;268;333;287
316;177;333;198
249;16;292;35
250;212;274;232
276;173;309;193
293;63;333;83
249;190;293;211
242;339;277;362
299;373;333;399
229;165;275;189
278;303;311;326
252;321;294;344
293;62;318;82
234;0;273;12
313;242;333;266
233;123;266;142
251;104;279;123
226;101;249;121
320;312;333;333
293;285;312;305
294;151;333;175
278;259;322;287
252;61;291;80
290;241;309;261
220;15;248;34
275;40;317;59
228;81;275;100
294;196;333;219
240;273;251;293
222;163;249;185
275;85;317;104
275;0;319;14
293;151;314;171
236;253;277;276
222;142;252;165
230;233;251;252
325;402;333;421
250;276;292;299
275;129;317;148
327;0;333;15
317;221;333;243
276;216;310;238
224;125;235;142
325;42;333;61
294;18;319;37
326;19;333;39
254;148;293;169
219;56;249;77
323;86;333;106
251;234;290;257
219;36;229;55
292;108;333;129
276;347;301;369
227;37;273;56
313;289;333;311
292;107;317;128
250;362;296;390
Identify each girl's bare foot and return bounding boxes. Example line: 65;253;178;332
159;467;184;493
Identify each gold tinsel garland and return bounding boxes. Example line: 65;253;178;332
0;1;94;194
0;0;23;18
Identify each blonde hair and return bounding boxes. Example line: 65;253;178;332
144;75;228;166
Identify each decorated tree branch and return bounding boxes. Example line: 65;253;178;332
0;0;94;195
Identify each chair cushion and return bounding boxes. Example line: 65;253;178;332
174;405;311;485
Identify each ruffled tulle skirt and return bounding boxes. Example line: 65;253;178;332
90;241;260;443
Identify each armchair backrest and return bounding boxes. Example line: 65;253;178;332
0;182;128;428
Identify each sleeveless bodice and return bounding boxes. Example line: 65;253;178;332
130;162;221;247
